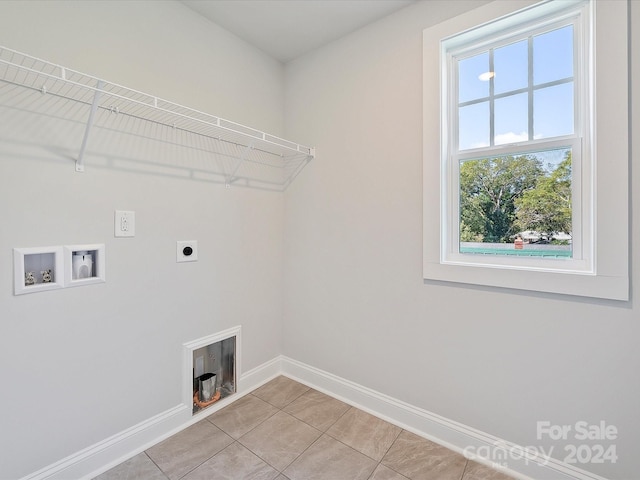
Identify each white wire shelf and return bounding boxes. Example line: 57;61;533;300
0;45;315;191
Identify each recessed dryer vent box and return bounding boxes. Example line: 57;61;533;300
64;244;105;287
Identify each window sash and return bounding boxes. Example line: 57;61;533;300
449;15;581;153
441;1;591;274
445;137;586;271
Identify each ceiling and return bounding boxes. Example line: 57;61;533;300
181;0;416;63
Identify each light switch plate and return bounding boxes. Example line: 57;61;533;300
115;211;135;237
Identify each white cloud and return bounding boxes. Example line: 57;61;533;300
494;131;528;145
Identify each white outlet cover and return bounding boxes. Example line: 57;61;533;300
177;241;198;262
115;211;135;237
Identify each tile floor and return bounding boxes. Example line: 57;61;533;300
95;376;514;480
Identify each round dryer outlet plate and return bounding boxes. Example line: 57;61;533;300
177;241;198;262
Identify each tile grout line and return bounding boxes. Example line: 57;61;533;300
274;392;356;477
257;392;404;479
369;427;407;480
459;458;471;480
277;430;325;476
228;386;320;477
236;416;324;475
143;451;171;480
173;423;235;480
207;393;281;440
100;377;514;480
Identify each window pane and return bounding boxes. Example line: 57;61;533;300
534;82;574;138
459;102;489;150
458;52;489;103
459;147;572;257
494;92;528;145
533;25;573;85
494;40;528;94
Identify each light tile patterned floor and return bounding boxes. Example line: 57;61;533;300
94;376;514;480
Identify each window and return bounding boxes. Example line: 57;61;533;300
449;5;585;267
422;0;629;300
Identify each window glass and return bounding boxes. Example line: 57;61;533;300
494;40;528;94
534;82;574;138
459;147;572;257
459;102;489;150
458;52;489;103
533;26;574;85
494;93;528;145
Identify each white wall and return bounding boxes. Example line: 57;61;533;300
0;1;285;478
2;0;638;478
283;1;639;479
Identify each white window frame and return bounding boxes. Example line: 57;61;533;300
422;0;629;300
447;4;587;271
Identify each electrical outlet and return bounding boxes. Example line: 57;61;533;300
177;241;198;262
115;211;135;237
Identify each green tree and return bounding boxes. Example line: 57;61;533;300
514;151;572;237
460;154;543;243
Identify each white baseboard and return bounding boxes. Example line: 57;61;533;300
280;356;610;480
20;355;609;480
238;355;282;393
20;356;281;480
20;404;189;480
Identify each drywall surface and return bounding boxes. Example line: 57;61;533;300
283;1;640;479
0;1;284;478
0;1;284;134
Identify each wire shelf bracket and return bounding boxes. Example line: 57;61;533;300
76;79;104;172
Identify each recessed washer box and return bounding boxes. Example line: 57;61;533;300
177;241;198;262
13;246;64;295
